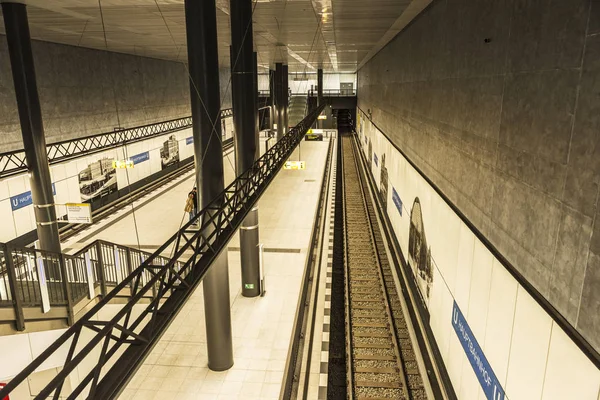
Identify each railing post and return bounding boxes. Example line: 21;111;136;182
125;247;134;297
95;241;107;297
4;243;25;331
59;254;74;325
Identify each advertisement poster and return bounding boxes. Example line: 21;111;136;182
78;157;117;202
160;135;180;169
408;197;434;309
380;153;389;209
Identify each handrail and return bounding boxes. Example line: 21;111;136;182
0;103;326;400
0;108;233;179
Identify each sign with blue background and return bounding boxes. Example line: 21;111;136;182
186;137;194;145
452;300;505;400
392;187;402;216
11;183;56;211
373;153;378;166
131;151;149;165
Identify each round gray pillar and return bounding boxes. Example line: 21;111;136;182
184;0;233;371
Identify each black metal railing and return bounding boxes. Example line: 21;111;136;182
0;104;325;400
0;239;175;331
0;109;233;178
306;89;356;97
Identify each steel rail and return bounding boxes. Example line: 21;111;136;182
0;104;325;400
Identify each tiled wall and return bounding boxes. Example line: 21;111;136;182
0;116;234;244
357;110;600;400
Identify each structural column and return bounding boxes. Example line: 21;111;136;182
317;68;324;128
283;64;289;132
253;52;259;137
2;3;61;257
230;0;261;297
184;0;233;371
274;63;284;140
317;68;324;106
269;69;275;134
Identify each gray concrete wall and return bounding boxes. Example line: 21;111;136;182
358;0;600;352
0;36;233;152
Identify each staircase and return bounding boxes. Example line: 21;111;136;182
0;239;175;333
288;95;308;128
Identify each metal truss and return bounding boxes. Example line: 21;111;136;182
0;104;325;400
0;109;233;178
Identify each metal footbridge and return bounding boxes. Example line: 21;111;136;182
0;104;325;400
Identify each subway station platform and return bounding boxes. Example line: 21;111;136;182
109;137;332;400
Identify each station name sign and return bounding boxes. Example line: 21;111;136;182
10;183;56;211
452;301;505;400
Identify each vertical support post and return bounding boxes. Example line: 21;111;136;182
84;252;95;299
95;242;108;297
4;244;25;331
269;69;275;135
231;0;261;297
274;63;284;140
59;254;74;326
185;0;233;371
283;64;289;132
254;52;260;138
317;68;324;106
2;3;61;257
317;68;324;129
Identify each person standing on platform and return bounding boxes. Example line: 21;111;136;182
185;186;198;222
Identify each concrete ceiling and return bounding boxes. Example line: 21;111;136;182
0;0;430;73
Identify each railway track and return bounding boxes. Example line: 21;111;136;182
341;135;426;400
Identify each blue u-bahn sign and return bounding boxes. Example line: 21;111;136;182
131;151;149;165
10;183;57;211
452;301;505;400
392;187;402;216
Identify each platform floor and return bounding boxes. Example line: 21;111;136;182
109;138;332;400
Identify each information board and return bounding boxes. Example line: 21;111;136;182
113;159;134;169
284;161;306;170
66;203;92;224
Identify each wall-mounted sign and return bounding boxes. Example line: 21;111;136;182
392;187;402;216
284;161;306;170
452;301;505;400
318;115;327;120
186;137;194;145
10;184;57;211
113;159;134;169
66;203;92;224
305;129;324;141
131;151;149;165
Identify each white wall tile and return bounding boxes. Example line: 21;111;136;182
0;333;33;380
50;164;66;182
0;178;10;201
506;286;552;400
459;358;484;400
29;329;69;373
447;330;465;394
483;259;518;389
454;223;475;312
466;240;493;339
541;323;600;400
0;199;17;242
